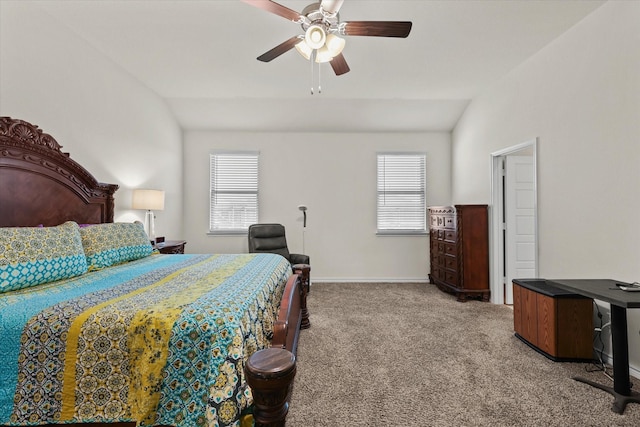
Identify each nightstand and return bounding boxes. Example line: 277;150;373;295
154;240;187;254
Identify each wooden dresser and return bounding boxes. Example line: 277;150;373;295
428;205;490;302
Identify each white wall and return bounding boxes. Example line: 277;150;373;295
0;2;183;237
183;131;451;281
452;2;640;373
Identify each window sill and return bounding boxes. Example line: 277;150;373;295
376;231;428;236
207;230;247;236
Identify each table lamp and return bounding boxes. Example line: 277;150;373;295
132;189;165;243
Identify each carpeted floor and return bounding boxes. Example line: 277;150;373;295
286;282;640;426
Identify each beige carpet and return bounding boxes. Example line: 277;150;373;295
286;282;640;426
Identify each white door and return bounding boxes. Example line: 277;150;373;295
504;156;536;304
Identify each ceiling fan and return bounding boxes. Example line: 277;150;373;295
242;0;412;82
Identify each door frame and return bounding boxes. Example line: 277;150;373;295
489;138;539;304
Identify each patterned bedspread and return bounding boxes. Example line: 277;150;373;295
0;252;291;427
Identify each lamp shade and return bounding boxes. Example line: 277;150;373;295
325;33;345;56
295;39;312;60
305;25;326;49
132;189;165;211
315;45;334;63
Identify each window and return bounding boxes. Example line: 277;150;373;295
377;153;427;234
209;152;259;233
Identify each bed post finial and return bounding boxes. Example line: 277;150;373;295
245;348;296;427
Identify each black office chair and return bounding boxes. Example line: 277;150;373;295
248;223;311;295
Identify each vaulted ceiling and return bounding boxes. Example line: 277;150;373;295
20;0;604;131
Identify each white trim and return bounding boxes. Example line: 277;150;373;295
490;140;536;157
312;278;430;283
489;138;538;305
596;351;640;380
631;365;639;380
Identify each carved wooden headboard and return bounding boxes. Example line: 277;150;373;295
0;117;118;227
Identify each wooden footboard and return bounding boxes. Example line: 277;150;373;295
245;272;309;427
271;273;303;354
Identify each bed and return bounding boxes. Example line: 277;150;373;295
0;117;307;427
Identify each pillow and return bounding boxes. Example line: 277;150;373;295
80;222;153;270
0;221;88;293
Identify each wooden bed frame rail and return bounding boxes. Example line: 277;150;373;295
272;273;303;353
246;273;306;427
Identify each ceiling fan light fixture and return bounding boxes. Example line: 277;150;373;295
243;0;413;89
315;45;333;63
305;25;326;49
325;33;345;56
295;39;312;60
320;0;345;15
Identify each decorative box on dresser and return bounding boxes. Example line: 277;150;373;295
428;205;490;302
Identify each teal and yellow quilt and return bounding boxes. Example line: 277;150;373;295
0;253;291;427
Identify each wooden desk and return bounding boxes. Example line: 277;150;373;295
548;279;640;414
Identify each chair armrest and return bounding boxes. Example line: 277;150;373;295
290;253;310;265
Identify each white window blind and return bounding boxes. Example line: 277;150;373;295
210;152;259;233
377;153;427;234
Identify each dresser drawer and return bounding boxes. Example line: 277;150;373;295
444;270;459;286
431;214;456;228
430;254;446;268
430;253;438;266
444;255;457;271
444;242;457;257
443;215;455;229
444;230;457;242
430;266;443;281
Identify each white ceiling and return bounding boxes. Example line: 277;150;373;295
32;0;604;132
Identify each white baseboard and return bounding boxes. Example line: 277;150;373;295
312;278;430;283
632;365;640;380
597;351;640;380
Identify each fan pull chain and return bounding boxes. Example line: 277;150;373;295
309;50;322;95
318;60;322;94
310;50;316;95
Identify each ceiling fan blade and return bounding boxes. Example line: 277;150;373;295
341;21;413;38
330;53;350;76
321;0;345;14
257;36;302;62
241;0;302;22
